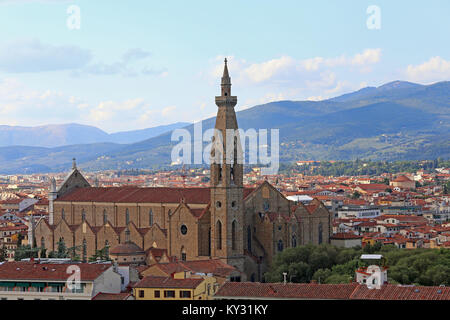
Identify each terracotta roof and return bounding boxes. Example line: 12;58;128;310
0;261;112;281
393;175;413;183
350;284;450;300
57;186;255;204
330;233;363;240
134;276;204;289
92;292;131;300
110;241;144;255
215;282;359;299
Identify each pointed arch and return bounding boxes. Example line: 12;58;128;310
216;220;222;250
125;208;130;225
149;209;154;226
277;239;284;252
231;220;237;251
103;209;108;225
181;246;186;261
81;209;86;222
318;222;323;244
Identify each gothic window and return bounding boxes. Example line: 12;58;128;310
149;209;154;226
125;209;130;225
61;209;65;221
81;210;86;222
40;237;45;250
208;228;211;256
103;210;108;225
291;235;297;248
181;247;186;261
82;239;87;262
247;226;252;252
216;220;222;250
231;220;237;250
318;222;323;244
216;201;222;209
263;201;270;212
277;240;284;252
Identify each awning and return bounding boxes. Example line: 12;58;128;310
31;282;46;288
48;282;64;287
0;282;15;287
15;282;30;287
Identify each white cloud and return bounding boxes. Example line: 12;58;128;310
406;56;450;83
244;56;295;83
0;39;92;73
351;48;381;66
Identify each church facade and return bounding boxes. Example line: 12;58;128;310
34;60;332;281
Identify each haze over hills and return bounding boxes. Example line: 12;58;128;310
0;80;448;174
0;122;190;147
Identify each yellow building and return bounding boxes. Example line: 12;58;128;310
133;273;218;300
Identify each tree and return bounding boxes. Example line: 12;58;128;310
351;191;361;199
89;246;110;262
0;246;7;262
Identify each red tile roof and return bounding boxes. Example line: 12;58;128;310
215;282;359;299
57;186;255;205
91;292;131;300
0;261;112;281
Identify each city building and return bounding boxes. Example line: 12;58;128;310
0;260;122;300
33;60;333;282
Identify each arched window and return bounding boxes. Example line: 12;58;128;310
216;220;222;250
41;237;45;249
318;222;323;244
208;228;211;256
125;209;130;225
247;226;252;252
82;239;87;262
231;220;237;250
277;240;284;252
149;209;153;226
102;210;107;225
81;210;86;222
61;209;65;221
291;235;297;248
181;246;186;261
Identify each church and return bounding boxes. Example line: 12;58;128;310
34;60;332;282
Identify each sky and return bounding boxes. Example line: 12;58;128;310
0;0;449;133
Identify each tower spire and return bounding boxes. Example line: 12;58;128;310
72;158;77;170
221;58;231;96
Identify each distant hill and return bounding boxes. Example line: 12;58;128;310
0;80;448;174
0;122;190;147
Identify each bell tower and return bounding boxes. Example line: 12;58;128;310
210;59;245;274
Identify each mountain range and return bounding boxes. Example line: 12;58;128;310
0;80;449;174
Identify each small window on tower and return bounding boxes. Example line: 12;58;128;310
231;201;236;208
224;92;227;96
216;201;222;208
